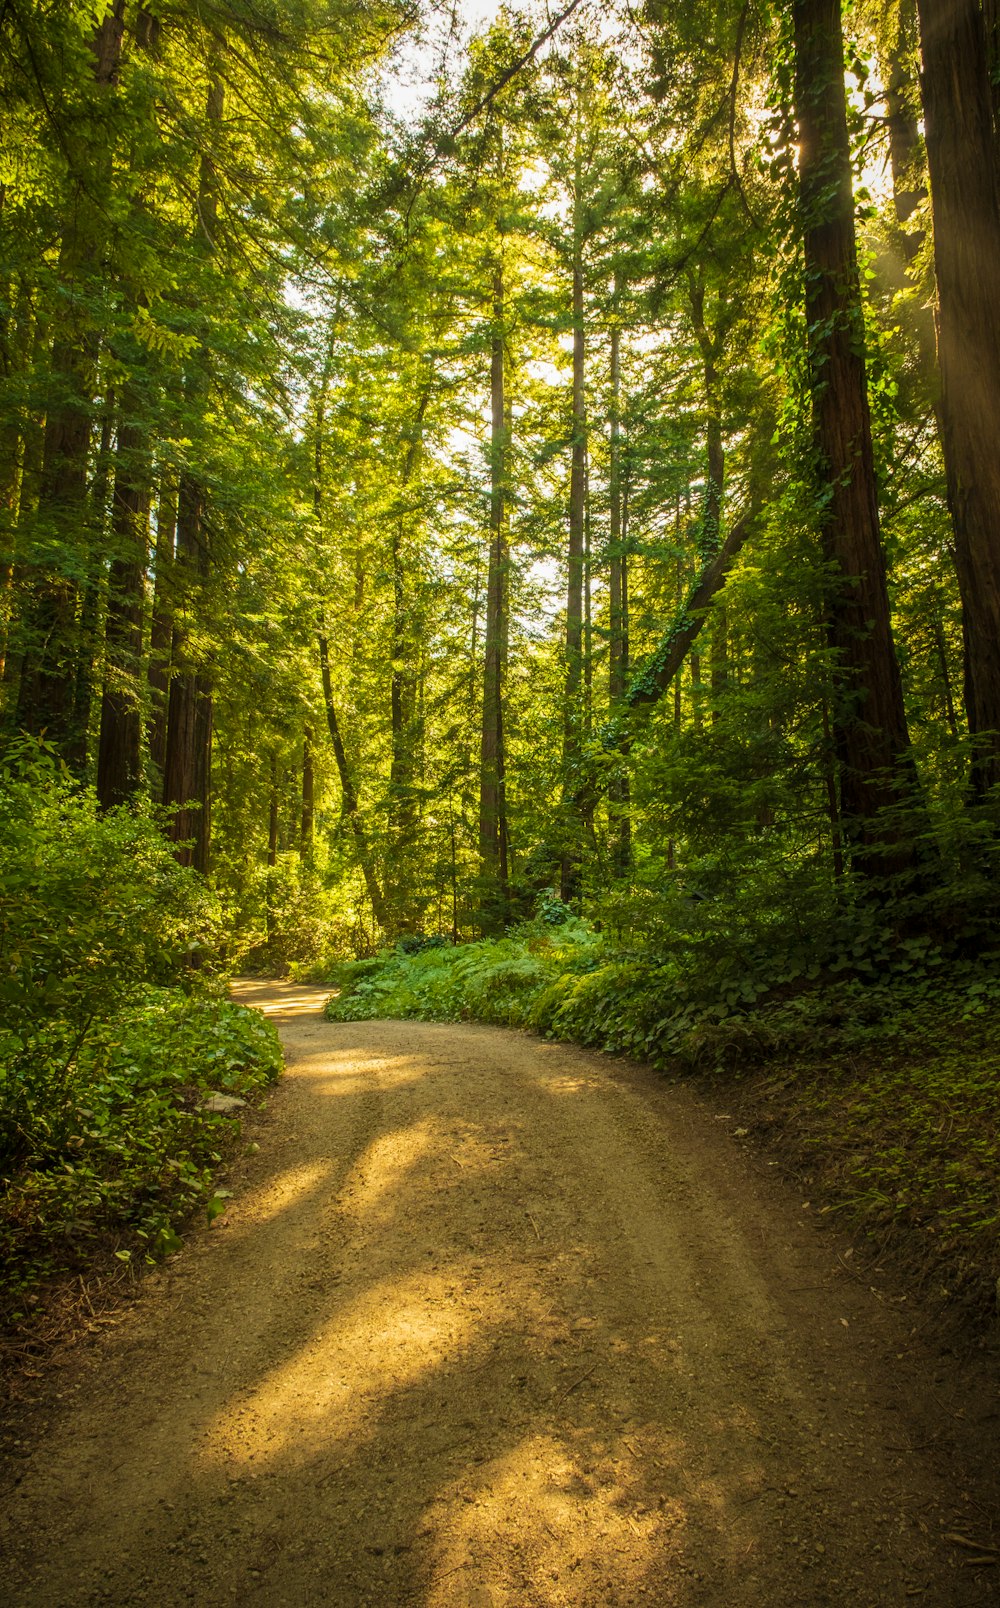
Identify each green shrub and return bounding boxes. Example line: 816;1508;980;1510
0;746;283;1322
323;922;602;1027
0;989;281;1319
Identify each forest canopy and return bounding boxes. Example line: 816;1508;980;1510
4;0;1000;965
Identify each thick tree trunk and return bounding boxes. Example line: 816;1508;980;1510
162;73;222;871
14;3;124;763
793;0;919;876
915;0;1000;792
479;262;510;924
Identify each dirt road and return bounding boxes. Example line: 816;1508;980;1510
2;982;997;1606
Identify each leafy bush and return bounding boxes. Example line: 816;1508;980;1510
1;990;281;1319
0;745;221;1163
228;860;356;975
323;920;601;1026
0;746;282;1323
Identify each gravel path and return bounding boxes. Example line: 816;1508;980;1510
2;981;997;1606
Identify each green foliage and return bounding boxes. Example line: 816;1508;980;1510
0;746;218;1157
231;860;356;976
323;919;600;1025
0;748;282;1322
729;988;1000;1321
1;990;281;1322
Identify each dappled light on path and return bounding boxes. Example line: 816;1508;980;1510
203;1262;504;1465
2;981;991;1607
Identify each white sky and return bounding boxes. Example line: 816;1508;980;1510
378;0;510;123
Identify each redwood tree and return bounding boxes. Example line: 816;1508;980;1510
915;0;1000;793
792;0;918;876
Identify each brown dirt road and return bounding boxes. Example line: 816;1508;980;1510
2;981;998;1607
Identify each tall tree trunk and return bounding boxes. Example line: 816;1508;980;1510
97;410;150;807
162;73;222;871
14;3;124;763
319;633;389;931
793;0;919;876
162;476;212;871
389;384;431;873
300;724;314;861
97;10;160;807
560;180;587;906
267;753;279;868
689;275;728;712
915;0;1000;792
607;288;631;876
312;329;388;930
479;260;510;927
887;2;925;243
688;276;725;561
0;276;36;686
983;0;1000;153
881;2;944;414
67;396;115;775
147;475;176;776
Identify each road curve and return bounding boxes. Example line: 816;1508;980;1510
1;981;995;1606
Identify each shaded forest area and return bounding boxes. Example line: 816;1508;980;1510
2;0;999;1332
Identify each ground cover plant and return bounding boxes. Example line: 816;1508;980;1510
0;752;282;1331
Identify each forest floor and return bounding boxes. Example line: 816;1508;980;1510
1;980;998;1607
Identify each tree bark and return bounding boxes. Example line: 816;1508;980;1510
14;3;124;764
97;410;150;808
162;473;212;872
267;753;279;868
793;0;919;875
300;724;314;860
607;286;631;876
319;633;389;931
915;0;1000;792
162;72;222;871
389;384;431;865
147;476;176;777
560;175;587;906
479;261;510;925
887;2;925;241
689;274;728;712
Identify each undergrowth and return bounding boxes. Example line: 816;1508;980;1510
0;746;283;1330
0;990;281;1326
709;990;1000;1325
316;922;1000;1328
